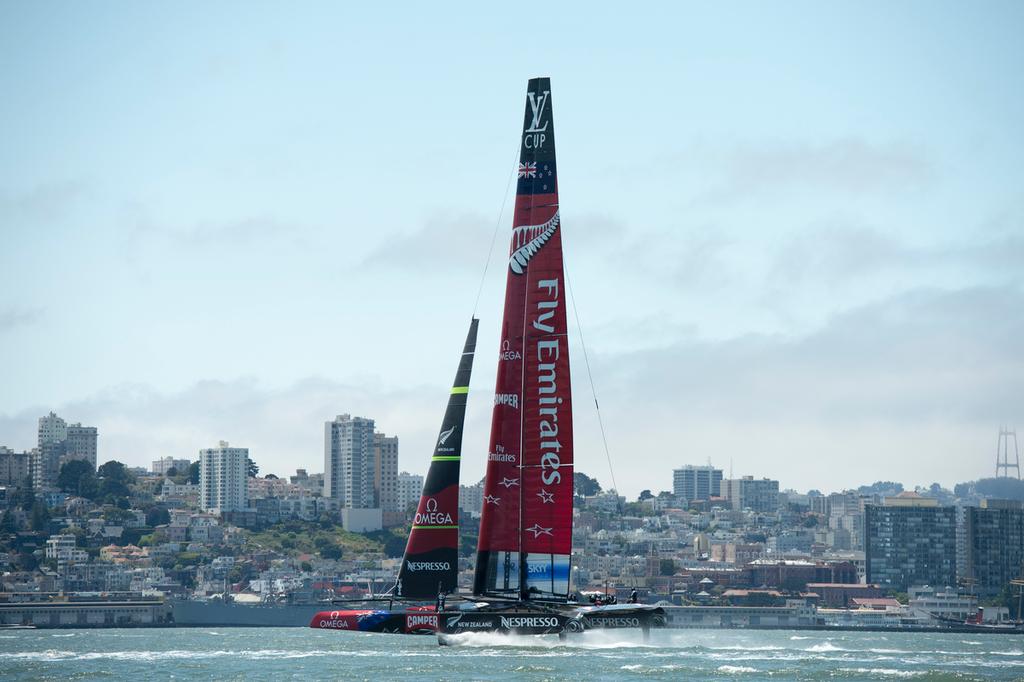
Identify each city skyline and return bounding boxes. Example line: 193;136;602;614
2;3;1023;495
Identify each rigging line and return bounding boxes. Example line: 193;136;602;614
471;142;521;319
563;256;621;500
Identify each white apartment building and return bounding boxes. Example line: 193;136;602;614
38;412;67;446
396;471;424;513
673;464;723;503
324;414;376;508
199;441;249;513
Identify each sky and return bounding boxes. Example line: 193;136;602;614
1;2;1022;496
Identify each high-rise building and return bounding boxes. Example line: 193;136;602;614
152;457;193;475
324;414;387;531
0;447;31;487
723;476;779;512
199;441;249;513
38;412;67;447
32;412;98;490
396;471;424;513
964;499;1024;596
324;414;377;508
373;433;399;512
32;442;65;491
65;424;98;468
673;464;723;503
864;494;956;592
459;478;485;516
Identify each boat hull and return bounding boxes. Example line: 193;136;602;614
577;604;667;631
439;610;576;636
309;609;441;635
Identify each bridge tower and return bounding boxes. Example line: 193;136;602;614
996;427;1021;479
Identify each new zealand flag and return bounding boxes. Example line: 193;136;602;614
516;158;557;196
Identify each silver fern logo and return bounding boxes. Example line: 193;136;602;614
438;425;456;446
509;210;560;275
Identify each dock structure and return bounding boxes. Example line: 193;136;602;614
0;592;171;628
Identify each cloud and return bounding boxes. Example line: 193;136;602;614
582;285;1023;493
2;287;1018;498
660;138;934;206
769;219;909;287
767;217;1024;293
359;211;494;273
0;376;470;478
0;181;88;227
174;217;300;247
0;307;42;334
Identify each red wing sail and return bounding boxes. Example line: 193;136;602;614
396;318;478;600
474;78;573;601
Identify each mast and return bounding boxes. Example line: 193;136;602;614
396;318;479;600
474;77;574;602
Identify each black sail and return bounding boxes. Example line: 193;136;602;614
395;318;479;599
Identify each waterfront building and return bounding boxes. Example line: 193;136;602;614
673;464;723;504
0;593;170;627
662;602;817;628
907;585;977;623
723;476;779;513
199;441;249;513
805;583;883;608
963;498;1024;596
743;559;858;591
152;456;193;475
864;494;956;592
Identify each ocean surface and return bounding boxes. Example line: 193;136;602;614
1;627;1022;680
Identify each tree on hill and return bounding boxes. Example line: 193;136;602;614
13;476;36;511
146;506;171;527
574;472;602;497
973;477;1024;501
187;461;200;485
96;460;133;504
247;458;259;478
857;481;904;496
30;500;50;531
57;459;98;498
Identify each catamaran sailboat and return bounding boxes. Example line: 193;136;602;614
437;76;663;640
309;319;478;634
310;77;664;639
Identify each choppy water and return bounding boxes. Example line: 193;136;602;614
0;627;1022;680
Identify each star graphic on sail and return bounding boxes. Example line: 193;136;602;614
499;477;519;489
537;489;555;504
525;524;553;538
484;495;501;505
